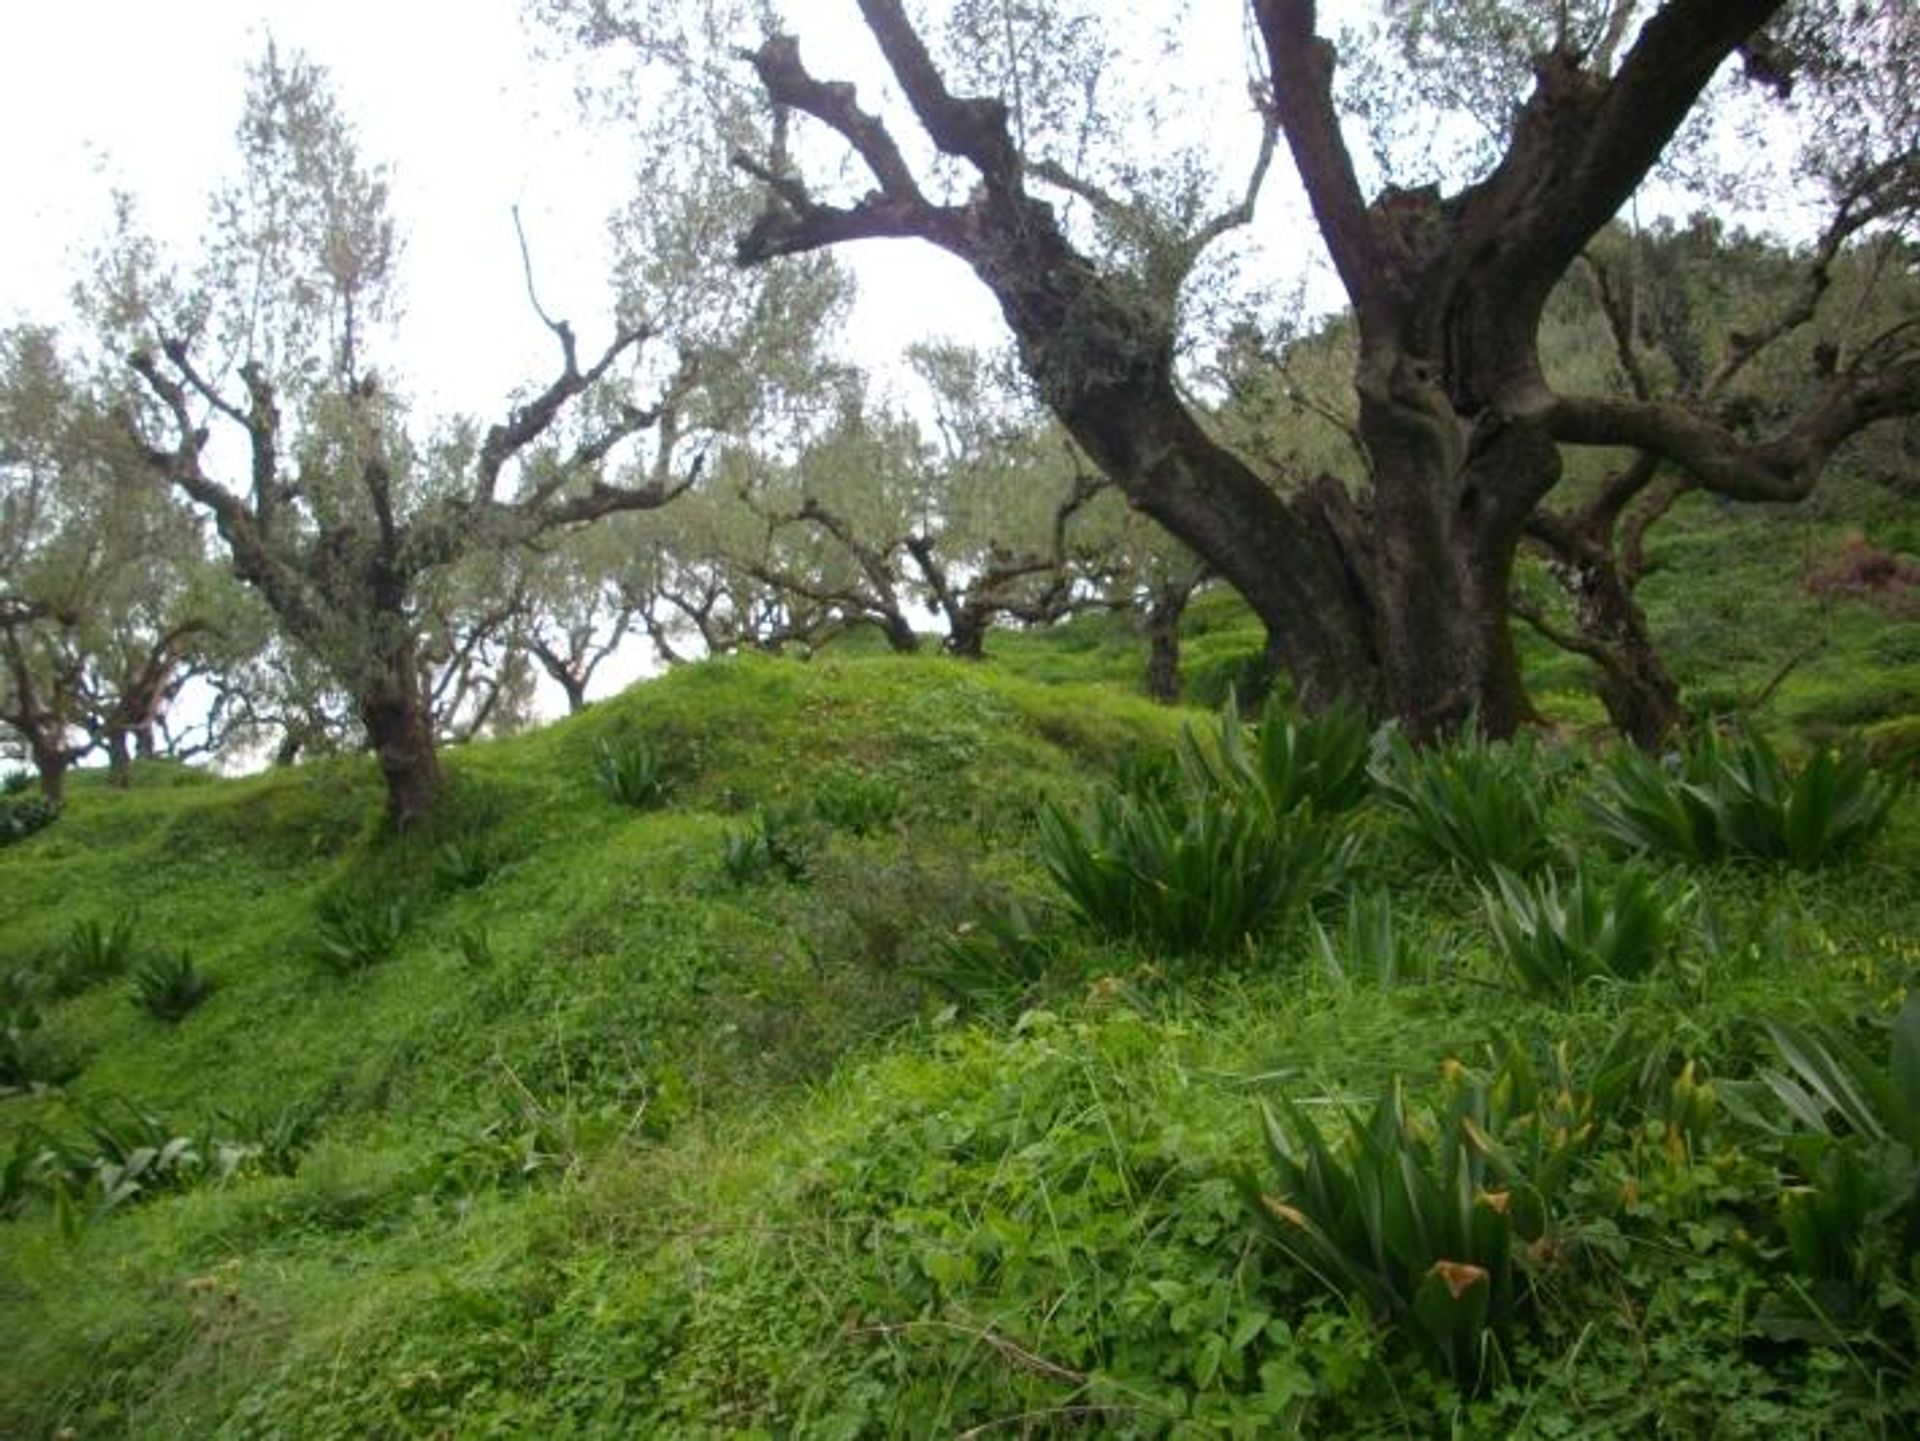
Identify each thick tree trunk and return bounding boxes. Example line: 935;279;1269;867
1572;554;1686;748
358;642;440;827
32;742;69;806
878;613;921;654
1142;591;1190;704
944;613;987;660
107;731;133;789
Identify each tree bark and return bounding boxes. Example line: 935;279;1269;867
734;0;1787;740
358;638;440;828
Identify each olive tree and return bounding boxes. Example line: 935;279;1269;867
126;45;836;822
552;0;1920;739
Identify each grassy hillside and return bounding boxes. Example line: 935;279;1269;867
4;538;1920;1434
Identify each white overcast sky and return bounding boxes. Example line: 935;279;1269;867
0;0;1006;417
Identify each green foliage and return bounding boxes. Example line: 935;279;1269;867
593;733;673;808
449;923;496;970
433;833;499;890
314;892;409;975
0;791;59;846
1038;783;1348;957
1742;996;1920;1331
1584;727;1902;867
52;912;141;996
808;763;906;835
1485;864;1687;1000
129;949;212;1022
1249;1034;1643;1390
1181;693;1374;817
910;898;1057;1007
0;974;72;1090
1372;728;1555;879
1308;890;1434;989
718;804;816;885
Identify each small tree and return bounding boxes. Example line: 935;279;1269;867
125;46;835;822
0;325;247;799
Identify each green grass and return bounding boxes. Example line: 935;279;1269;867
4;583;1920;1432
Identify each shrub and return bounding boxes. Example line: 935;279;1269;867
594;734;671;808
0;792;59;847
1247;1038;1611;1389
53;913;140;995
1307;889;1434;989
1583;726;1901;867
1484;865;1686;1000
1372;728;1556;879
1038;784;1349;957
130;950;213;1021
1181;693;1375;817
315;893;409;975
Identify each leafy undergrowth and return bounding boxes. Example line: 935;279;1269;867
4;652;1920;1437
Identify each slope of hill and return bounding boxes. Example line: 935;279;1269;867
4;640;1919;1435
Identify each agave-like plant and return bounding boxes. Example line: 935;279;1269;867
55;913;141;995
314;893;408;975
1372;728;1556;880
1246;1044;1587;1387
1181;694;1375;817
1307;890;1435;989
130;950;212;1022
1484;864;1687;1000
1038;785;1349;957
911;898;1057;1007
594;734;672;808
1754;997;1920;1289
1583;727;1900;867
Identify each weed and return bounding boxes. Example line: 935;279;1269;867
1372;728;1556;879
1485;865;1687;1000
595;733;672;808
315;893;409;975
1585;726;1901;866
129;950;213;1022
53;912;140;995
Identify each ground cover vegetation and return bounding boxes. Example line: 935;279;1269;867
3;1;1920;1434
2;644;1918;1436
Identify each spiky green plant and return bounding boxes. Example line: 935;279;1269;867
314;894;409;975
1372;728;1555;879
1181;693;1375;817
1038;785;1348;957
1307;889;1434;989
129;950;212;1022
1246;1038;1610;1387
911;898;1056;1006
1484;864;1686;1000
54;913;141;995
594;734;672;808
1584;727;1900;867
